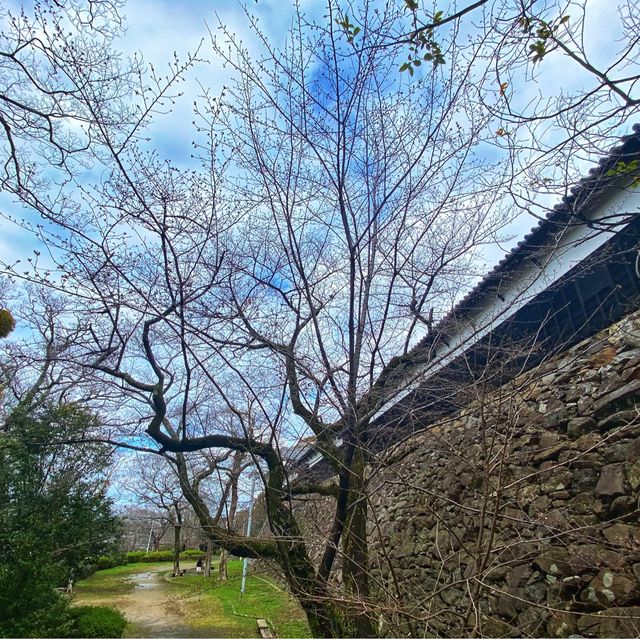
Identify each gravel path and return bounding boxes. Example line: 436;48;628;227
118;568;189;637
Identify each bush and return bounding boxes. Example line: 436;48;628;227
125;550;173;563
0;558;74;638
124;550;145;563
69;606;127;638
76;562;99;580
121;549;208;564
96;553;127;570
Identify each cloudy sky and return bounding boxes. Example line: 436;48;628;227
0;0;636;277
0;0;324;267
114;0;629;165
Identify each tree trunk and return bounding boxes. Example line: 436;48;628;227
303;601;354;638
218;461;239;583
172;524;181;576
218;548;228;581
341;446;376;637
174;452;362;637
282;544;355;638
204;538;213;578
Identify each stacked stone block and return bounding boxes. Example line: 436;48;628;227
368;311;640;637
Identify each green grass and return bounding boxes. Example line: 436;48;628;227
74;560;311;638
168;560;311;638
213;574;311;638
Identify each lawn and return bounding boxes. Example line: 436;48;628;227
73;559;311;638
168;560;312;638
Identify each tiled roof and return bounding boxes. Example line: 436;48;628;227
414;124;640;353
293;125;640;466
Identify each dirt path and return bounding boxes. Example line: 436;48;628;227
76;564;232;638
117;567;190;637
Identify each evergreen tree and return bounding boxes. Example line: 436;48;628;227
0;404;121;637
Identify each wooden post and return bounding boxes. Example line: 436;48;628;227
257;619;275;639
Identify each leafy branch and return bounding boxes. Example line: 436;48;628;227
519;13;570;63
606;159;640;189
335;13;361;45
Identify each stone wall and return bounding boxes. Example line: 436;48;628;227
368;310;640;637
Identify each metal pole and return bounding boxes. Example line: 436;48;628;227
145;524;154;553
240;474;257;595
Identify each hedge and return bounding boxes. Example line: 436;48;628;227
91;549;209;571
96;553;127;570
126;549;206;562
126;550;173;563
69;606;127;638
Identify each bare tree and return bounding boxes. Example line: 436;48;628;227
16;3;511;635
0;0;197;249
203;448;250;580
117;506;168;552
1;1;127;183
1;1;638;637
337;0;639;235
126;455;191;575
188;3;509;635
0;288;104;420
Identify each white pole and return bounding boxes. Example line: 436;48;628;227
145;524;154;554
240;474;257;595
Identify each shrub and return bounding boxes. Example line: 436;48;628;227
76;562;99;579
69;606;127;638
124;550;146;562
96;556;114;570
95;553;127;570
0;556;77;638
122;549;208;564
126;550;173;563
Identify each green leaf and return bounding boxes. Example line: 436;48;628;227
529;41;546;62
434;10;444;22
607;160;640;181
519;16;531;32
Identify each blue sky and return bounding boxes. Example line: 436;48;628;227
114;0;327;165
0;0;636;282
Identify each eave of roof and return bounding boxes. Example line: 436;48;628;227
293;124;640;465
414;123;640;353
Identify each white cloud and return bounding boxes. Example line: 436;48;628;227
112;0;316;167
